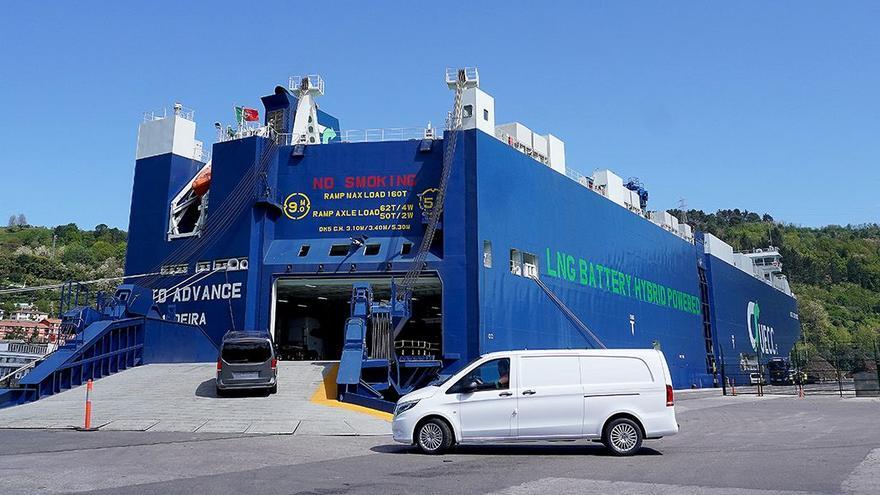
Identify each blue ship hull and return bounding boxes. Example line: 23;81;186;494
124;126;801;390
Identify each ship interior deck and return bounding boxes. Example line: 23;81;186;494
272;277;442;361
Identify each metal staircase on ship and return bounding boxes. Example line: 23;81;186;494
334;68;479;412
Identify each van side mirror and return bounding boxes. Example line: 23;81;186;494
450;380;479;394
462;380;479;393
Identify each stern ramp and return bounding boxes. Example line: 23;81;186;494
0;362;390;434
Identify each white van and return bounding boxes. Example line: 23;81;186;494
392;349;678;455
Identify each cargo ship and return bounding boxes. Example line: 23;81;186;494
116;68;800;410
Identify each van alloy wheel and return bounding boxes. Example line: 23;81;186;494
610;422;638;451
416;419;453;454
603;417;643;456
419;423;443;451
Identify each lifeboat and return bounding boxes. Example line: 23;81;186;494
192;163;211;197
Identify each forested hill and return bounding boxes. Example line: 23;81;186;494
0;223;126;314
1;213;879;355
671;209;880;354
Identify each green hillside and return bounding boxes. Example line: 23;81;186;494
673;209;880;356
0;223;126;315
1;213;879;357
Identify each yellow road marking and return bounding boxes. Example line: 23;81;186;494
309;363;393;421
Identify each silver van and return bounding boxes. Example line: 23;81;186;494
216;331;278;396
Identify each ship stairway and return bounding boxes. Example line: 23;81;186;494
697;266;718;385
0;285;218;410
336;284;442;413
336;69;476;413
530;275;607;349
391;68;473;339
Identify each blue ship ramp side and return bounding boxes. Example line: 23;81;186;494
337;317;367;386
0;313;218;409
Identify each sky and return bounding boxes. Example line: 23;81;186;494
0;1;877;229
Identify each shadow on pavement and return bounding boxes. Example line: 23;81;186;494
371;442;662;457
194;378;272;398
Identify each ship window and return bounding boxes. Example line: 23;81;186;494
483;109;489;121
364;244;380;256
483;240;492;268
401;243;413;256
510;249;522;276
522;251;538;279
298;245;311;257
196;262;212;273
329;244;350;256
463;105;473;119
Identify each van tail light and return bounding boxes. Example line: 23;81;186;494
271;358;277;370
666;384;674;407
216;359;222;371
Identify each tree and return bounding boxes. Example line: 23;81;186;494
91;240;117;261
53;223;82;244
799;299;833;351
7;215;16;227
16;213;27;226
5;326;27;341
60;243;95;265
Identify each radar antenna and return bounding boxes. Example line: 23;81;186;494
677;198;688;223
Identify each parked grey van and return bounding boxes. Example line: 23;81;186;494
216;331;278;395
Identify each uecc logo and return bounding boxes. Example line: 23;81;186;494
747;301;777;355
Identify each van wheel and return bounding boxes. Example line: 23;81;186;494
416;419;453;455
603;418;643;456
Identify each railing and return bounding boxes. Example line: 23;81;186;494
289;75;325;95
143;105;195;122
5;342;49;355
274;127;437;146
445;67;479;87
217;124;276;143
21;320;145;403
340;127;436;143
737;247;781;255
196;143;211;163
565;168;597;191
0;359;38;388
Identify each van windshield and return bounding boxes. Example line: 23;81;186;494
222;341;271;363
429;356;481;386
429;374;454;387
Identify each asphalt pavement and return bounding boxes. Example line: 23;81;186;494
0;394;878;494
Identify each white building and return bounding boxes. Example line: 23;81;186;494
8;303;49;322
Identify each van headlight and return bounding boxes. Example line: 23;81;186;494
394;399;420;415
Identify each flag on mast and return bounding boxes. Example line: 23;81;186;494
235;106;259;123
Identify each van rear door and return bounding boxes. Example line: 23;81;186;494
515;355;583;438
